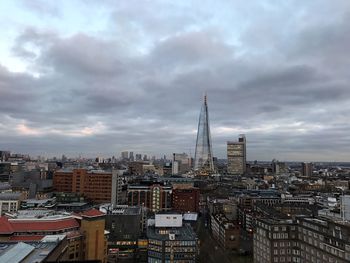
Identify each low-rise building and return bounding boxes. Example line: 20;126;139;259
128;183;172;212
147;213;199;262
172;188;200;213
0;235;69;262
0;192;22;215
0;208;107;262
210;213;240;250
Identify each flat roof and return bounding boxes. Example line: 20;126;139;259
0;192;22;200
183;213;198;221
0;242;35;263
0;239;62;263
147;223;197;241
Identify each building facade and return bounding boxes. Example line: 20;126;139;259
211;213;240;250
53;168;122;203
147;213;199;262
127;183;172;212
301;162;313;177
80;209;108;263
172;188;200;213
0;193;22;215
227;134;246;175
254;216;350;263
194;95;215;174
103;205;143;261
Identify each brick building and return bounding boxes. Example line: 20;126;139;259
127;183;172;212
172;188;200;213
210;213;240;250
53;168;122;203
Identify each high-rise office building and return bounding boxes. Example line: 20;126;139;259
135;154;142;161
129;151;134;161
121;151;129;160
301;162;313;177
194;95;214;173
143;154;148;161
227;134;246;175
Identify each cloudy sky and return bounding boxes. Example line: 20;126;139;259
0;0;350;161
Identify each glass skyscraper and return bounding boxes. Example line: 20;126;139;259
194;95;214;172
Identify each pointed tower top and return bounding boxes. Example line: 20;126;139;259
204;93;207;104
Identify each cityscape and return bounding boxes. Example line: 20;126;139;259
1;1;350;263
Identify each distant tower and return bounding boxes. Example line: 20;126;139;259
194;94;214;172
301;162;313;177
227;134;246;175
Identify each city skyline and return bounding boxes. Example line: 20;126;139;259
1;1;350;161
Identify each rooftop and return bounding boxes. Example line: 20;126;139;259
0;192;21;200
0;237;64;263
0;216;79;234
100;204;142;215
147;223;197;241
81;208;105;218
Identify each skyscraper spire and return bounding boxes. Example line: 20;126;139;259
194;94;214;173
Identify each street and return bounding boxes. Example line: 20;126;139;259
196;208;253;263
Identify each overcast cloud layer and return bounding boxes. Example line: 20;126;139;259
1;0;350;161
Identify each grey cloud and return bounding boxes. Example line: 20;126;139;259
20;0;61;17
2;1;350;161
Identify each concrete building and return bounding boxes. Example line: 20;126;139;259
172;188;200;213
121;151;129;160
129;161;146;175
111;170;123;207
0;192;22;215
147;213;199;262
172;153;192;175
341;195;350;221
227;135;246;175
102;205;144;261
254;218;298;263
135;154;142;161
254;216;350;263
129;151;134;161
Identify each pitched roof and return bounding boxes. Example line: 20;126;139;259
8;235;44;241
9;218;79;232
81;209;105;218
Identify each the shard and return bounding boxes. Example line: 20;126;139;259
194;94;214;173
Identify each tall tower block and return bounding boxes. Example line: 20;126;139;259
194;94;214;173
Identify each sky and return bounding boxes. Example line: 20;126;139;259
1;0;350;161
